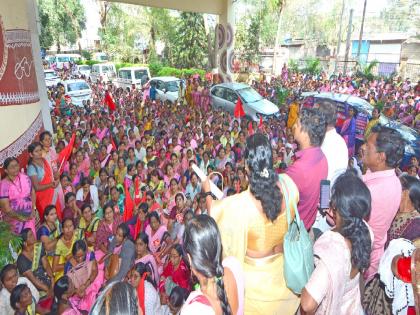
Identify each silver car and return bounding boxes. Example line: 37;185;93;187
210;83;279;121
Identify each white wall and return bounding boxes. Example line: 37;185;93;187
368;43;401;63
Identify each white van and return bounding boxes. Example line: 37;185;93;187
114;67;151;90
54;54;72;69
90;63;116;83
92;52;109;62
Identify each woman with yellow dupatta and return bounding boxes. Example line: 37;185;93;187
52;218;79;281
185;79;193;107
203;133;300;315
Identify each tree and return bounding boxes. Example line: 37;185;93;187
235;14;261;68
99;4;149;62
37;0;86;52
171;12;208;69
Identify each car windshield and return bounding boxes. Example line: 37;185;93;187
165;81;179;92
45;72;56;79
79;66;90;71
134;70;148;80
67;82;90;92
102;66;114;73
237;87;263;103
57;56;70;62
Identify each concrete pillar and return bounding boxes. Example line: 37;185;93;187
216;0;235;82
0;0;51;167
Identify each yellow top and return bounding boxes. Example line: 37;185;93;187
287;102;299;129
211;174;298;259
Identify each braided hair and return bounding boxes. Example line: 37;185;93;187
183;215;232;315
330;171;372;270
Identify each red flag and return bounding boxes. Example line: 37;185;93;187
56;133;76;173
248;121;254;135
234;97;245;118
104;90;116;112
133;177;141;206
258;116;263;129
111;136;117;151
123;183;134;222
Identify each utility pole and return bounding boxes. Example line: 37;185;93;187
343;9;353;75
334;0;346;74
357;0;368;61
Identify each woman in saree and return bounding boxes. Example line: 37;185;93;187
163;163;180;188
128;262;160;315
287;98;299;129
145;211;169;254
40;131;58;173
340;106;357;157
105;223;136;284
73;149;90;179
75;178;99;214
158;244;191;304
37;205;61;259
53;218;78;281
77;204;100;248
64;240;101;312
163;178;181;212
185;80;193;107
134;233;160;289
95;203;122;254
52;276;82;315
214;147;231;172
17;229;54;296
300;172;372;315
386;175;420;247
0;157;36;236
201;83;211;112
204;133;300;315
27;142;62;221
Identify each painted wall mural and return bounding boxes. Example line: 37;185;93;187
0;4;43;167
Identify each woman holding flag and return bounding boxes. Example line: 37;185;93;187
27;142;63;221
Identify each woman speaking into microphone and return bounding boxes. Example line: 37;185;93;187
202;133;300;315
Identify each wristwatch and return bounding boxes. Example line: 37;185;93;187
203;191;216;199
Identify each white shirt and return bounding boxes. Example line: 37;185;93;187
135;147;146;162
314;128;348;233
0;277;39;315
76;185;99;213
321;128;348;185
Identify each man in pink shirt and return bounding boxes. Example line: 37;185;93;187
361;125;405;282
286;108;328;230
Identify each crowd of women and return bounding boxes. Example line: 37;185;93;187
0;68;419;315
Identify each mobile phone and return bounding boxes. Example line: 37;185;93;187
319;180;331;210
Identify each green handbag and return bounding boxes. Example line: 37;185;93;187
282;178;314;295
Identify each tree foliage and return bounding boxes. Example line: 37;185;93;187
235;14;261;66
171;12;208;69
37;0;86;51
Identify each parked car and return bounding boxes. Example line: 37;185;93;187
148;76;181;103
74;65;91;78
44;69;61;87
210;83;279;121
302;92;420;166
90;63;116;83
62;79;92;107
114;67;151;90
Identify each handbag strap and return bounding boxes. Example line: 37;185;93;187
278;175;301;227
